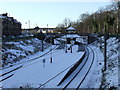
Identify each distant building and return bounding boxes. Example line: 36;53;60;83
66;27;76;34
22;27;55;34
0;13;22;36
60;27;80;44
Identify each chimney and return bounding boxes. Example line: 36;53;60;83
2;13;8;16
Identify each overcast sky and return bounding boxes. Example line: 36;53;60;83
0;1;112;29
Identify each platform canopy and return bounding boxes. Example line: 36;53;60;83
61;34;81;38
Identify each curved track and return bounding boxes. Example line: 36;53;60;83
77;45;95;89
36;44;86;89
61;45;95;89
1;42;96;88
35;44;95;89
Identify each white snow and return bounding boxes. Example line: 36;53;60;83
2;45;85;88
66;27;76;30
57;46;94;88
80;45;104;88
61;34;81;38
2;38;51;68
54;39;60;45
82;37;119;89
105;37;119;88
0;16;6;19
1;36;119;89
56;38;66;42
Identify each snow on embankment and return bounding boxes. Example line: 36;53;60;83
95;37;119;89
2;38;50;67
94;37;119;89
81;37;119;89
105;37;119;88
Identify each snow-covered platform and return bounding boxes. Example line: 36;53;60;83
2;45;85;88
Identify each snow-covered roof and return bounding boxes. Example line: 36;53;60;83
0;15;6;19
66;27;76;31
61;34;81;38
14;19;19;23
0;15;21;24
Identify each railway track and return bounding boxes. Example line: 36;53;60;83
0;74;14;82
77;45;95;89
0;65;22;77
0;44;60;83
0;65;23;83
1;45;58;70
1;41;95;88
59;45;95;89
36;44;86;89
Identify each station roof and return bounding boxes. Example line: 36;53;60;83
61;34;81;38
66;27;76;31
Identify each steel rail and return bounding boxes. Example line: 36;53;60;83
62;45;95;89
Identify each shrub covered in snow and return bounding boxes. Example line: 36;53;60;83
2;38;50;67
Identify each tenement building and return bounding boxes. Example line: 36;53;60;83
0;13;22;36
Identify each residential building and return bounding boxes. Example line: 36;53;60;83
0;13;22;36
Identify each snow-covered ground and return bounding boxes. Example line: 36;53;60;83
80;45;104;88
2;45;85;88
83;37;119;89
1;36;119;89
105;37;119;88
2;38;51;68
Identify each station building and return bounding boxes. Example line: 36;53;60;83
61;27;82;44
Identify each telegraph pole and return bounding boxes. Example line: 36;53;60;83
117;1;120;88
104;33;107;71
104;21;107;71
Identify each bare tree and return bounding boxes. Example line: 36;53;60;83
63;18;71;28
